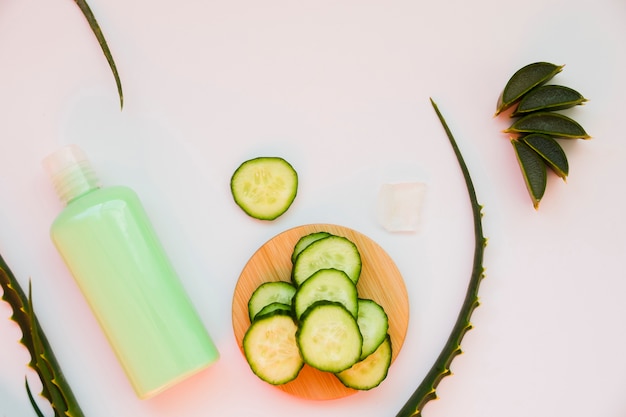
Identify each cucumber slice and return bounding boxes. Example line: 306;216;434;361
335;335;392;390
292;268;358;320
292;235;362;287
356;298;389;359
253;302;292;321
247;281;296;322
230;156;298;220
243;312;304;385
291;231;332;264
296;301;362;373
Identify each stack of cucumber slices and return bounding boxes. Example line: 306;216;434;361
242;231;392;390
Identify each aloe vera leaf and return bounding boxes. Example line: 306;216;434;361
27;284;84;417
25;378;47;417
395;99;487;417
0;253;85;417
521;133;569;180
495;62;563;115
504;112;590;139
73;0;124;109
511;85;587;116
511;139;547;209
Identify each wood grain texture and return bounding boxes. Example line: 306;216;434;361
232;224;409;400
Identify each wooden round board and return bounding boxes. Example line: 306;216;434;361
231;224;409;400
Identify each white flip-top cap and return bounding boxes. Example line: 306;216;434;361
43;144;101;204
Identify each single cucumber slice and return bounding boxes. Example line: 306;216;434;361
230;156;298;220
253;302;292;321
292;235;362;287
356;298;389;359
243;312;304;385
296;301;362;373
291;231;332;264
292;268;358;320
247;281;296;322
335;335;392;390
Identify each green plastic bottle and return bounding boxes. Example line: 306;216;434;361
43;144;219;399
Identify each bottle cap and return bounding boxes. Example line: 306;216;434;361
43;144;101;204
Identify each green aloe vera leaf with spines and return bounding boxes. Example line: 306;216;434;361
0;254;85;417
504;112;590;139
0;2;111;414
74;0;123;109
396;99;487;417
511;85;587;116
521;133;569;179
511;139;547;209
495;62;564;115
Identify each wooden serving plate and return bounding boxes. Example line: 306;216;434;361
232;224;409;400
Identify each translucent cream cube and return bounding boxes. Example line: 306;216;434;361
377;182;426;232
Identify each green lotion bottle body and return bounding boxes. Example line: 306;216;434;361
43;145;219;399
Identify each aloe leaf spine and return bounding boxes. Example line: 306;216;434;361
395;99;487;417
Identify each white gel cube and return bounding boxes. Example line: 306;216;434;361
377;182;426;232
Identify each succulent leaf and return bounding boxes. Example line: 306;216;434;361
396;100;487;417
1;254;85;417
73;0;124;109
495;62;563;115
25;378;47;417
